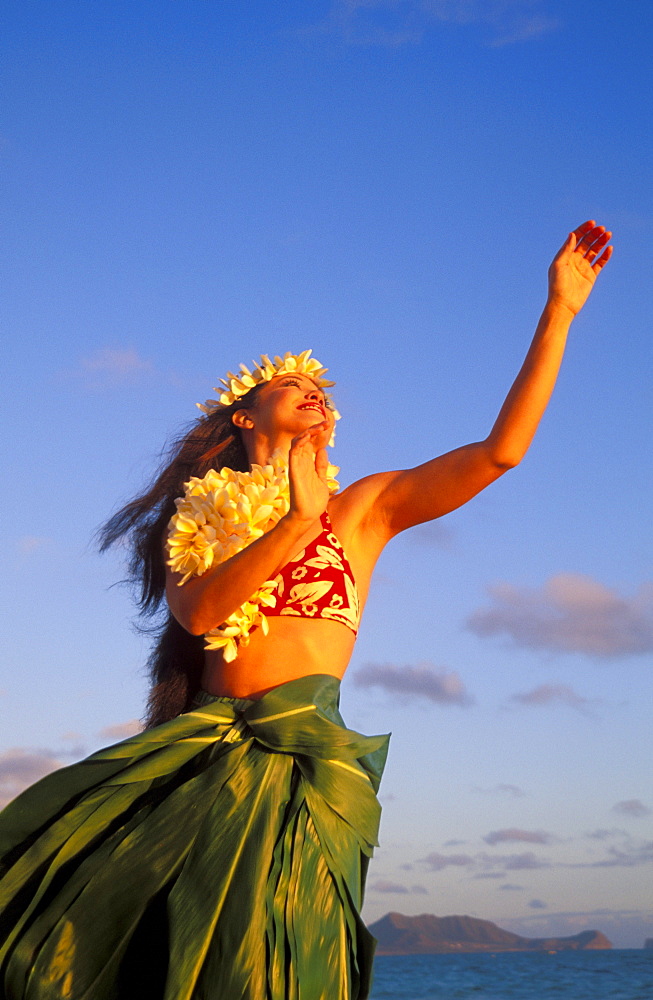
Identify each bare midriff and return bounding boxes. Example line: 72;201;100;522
200;615;357;699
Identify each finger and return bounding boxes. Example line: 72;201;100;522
582;230;611;264
558;222;595;258
575;225;606;255
573;220;595;238
293;419;328;441
289;429;317;457
306;419;332;449
553;229;580;261
290;429;312;448
559;230;576;256
307;418;330;433
289;423;330;463
314;447;328;481
591;243;613;273
585;228;609;248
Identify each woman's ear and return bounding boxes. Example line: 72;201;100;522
231;408;254;431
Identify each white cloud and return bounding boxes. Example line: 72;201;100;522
586;842;653;868
421;848;550;874
0;748;63;809
488;11;559;46
484;828;553;846
585;828;627;841
503;907;653;949
422;851;475;870
78;347;154;384
321;0;559;47
98;720;142;740
472;783;527;798
16;536;50;556
479;851;550;871
371;879;409;893
413;834;653;893
611;800;651;819
508;683;598;713
354;662;474;706
370;879;428;894
565;836;653;870
468;574;653;658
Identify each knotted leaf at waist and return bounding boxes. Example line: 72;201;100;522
244;676;387;767
241;675;390;848
85;674;389;849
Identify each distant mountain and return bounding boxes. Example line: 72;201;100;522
368;912;612;954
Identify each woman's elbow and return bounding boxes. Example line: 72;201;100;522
166;590;210;636
182;604;220;636
185;616;209;637
492;453;522;472
481;437;524;472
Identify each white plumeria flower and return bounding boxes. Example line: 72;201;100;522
167;449;339;658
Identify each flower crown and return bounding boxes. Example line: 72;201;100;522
197;350;337;416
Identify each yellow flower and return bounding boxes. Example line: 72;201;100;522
166;450;339;659
198;350;335;412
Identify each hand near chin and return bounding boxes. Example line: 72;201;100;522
287;419;331;524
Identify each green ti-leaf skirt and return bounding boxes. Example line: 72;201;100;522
0;674;389;999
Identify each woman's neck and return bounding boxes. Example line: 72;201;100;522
246;434;292;469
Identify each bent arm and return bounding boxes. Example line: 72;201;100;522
361;222;613;539
166;419;333;635
166;512;312;635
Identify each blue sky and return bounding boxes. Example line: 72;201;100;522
1;0;652;948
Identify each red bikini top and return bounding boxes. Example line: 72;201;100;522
267;512;360;635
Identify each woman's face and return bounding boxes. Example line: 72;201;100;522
236;372;335;443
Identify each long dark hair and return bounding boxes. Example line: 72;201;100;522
99;385;263;728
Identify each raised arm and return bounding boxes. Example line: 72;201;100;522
356;222;613;539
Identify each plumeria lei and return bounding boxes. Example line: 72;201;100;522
166;450;340;662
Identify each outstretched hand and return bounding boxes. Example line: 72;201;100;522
547;221;613;318
287;419;332;524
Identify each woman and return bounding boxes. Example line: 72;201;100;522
0;222;612;1000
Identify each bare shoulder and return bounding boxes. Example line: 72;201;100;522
328;470;402;548
322;471;398;596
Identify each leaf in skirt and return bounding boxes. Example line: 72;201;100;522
0;674;389;1000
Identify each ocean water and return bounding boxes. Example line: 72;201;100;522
370;950;653;1000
